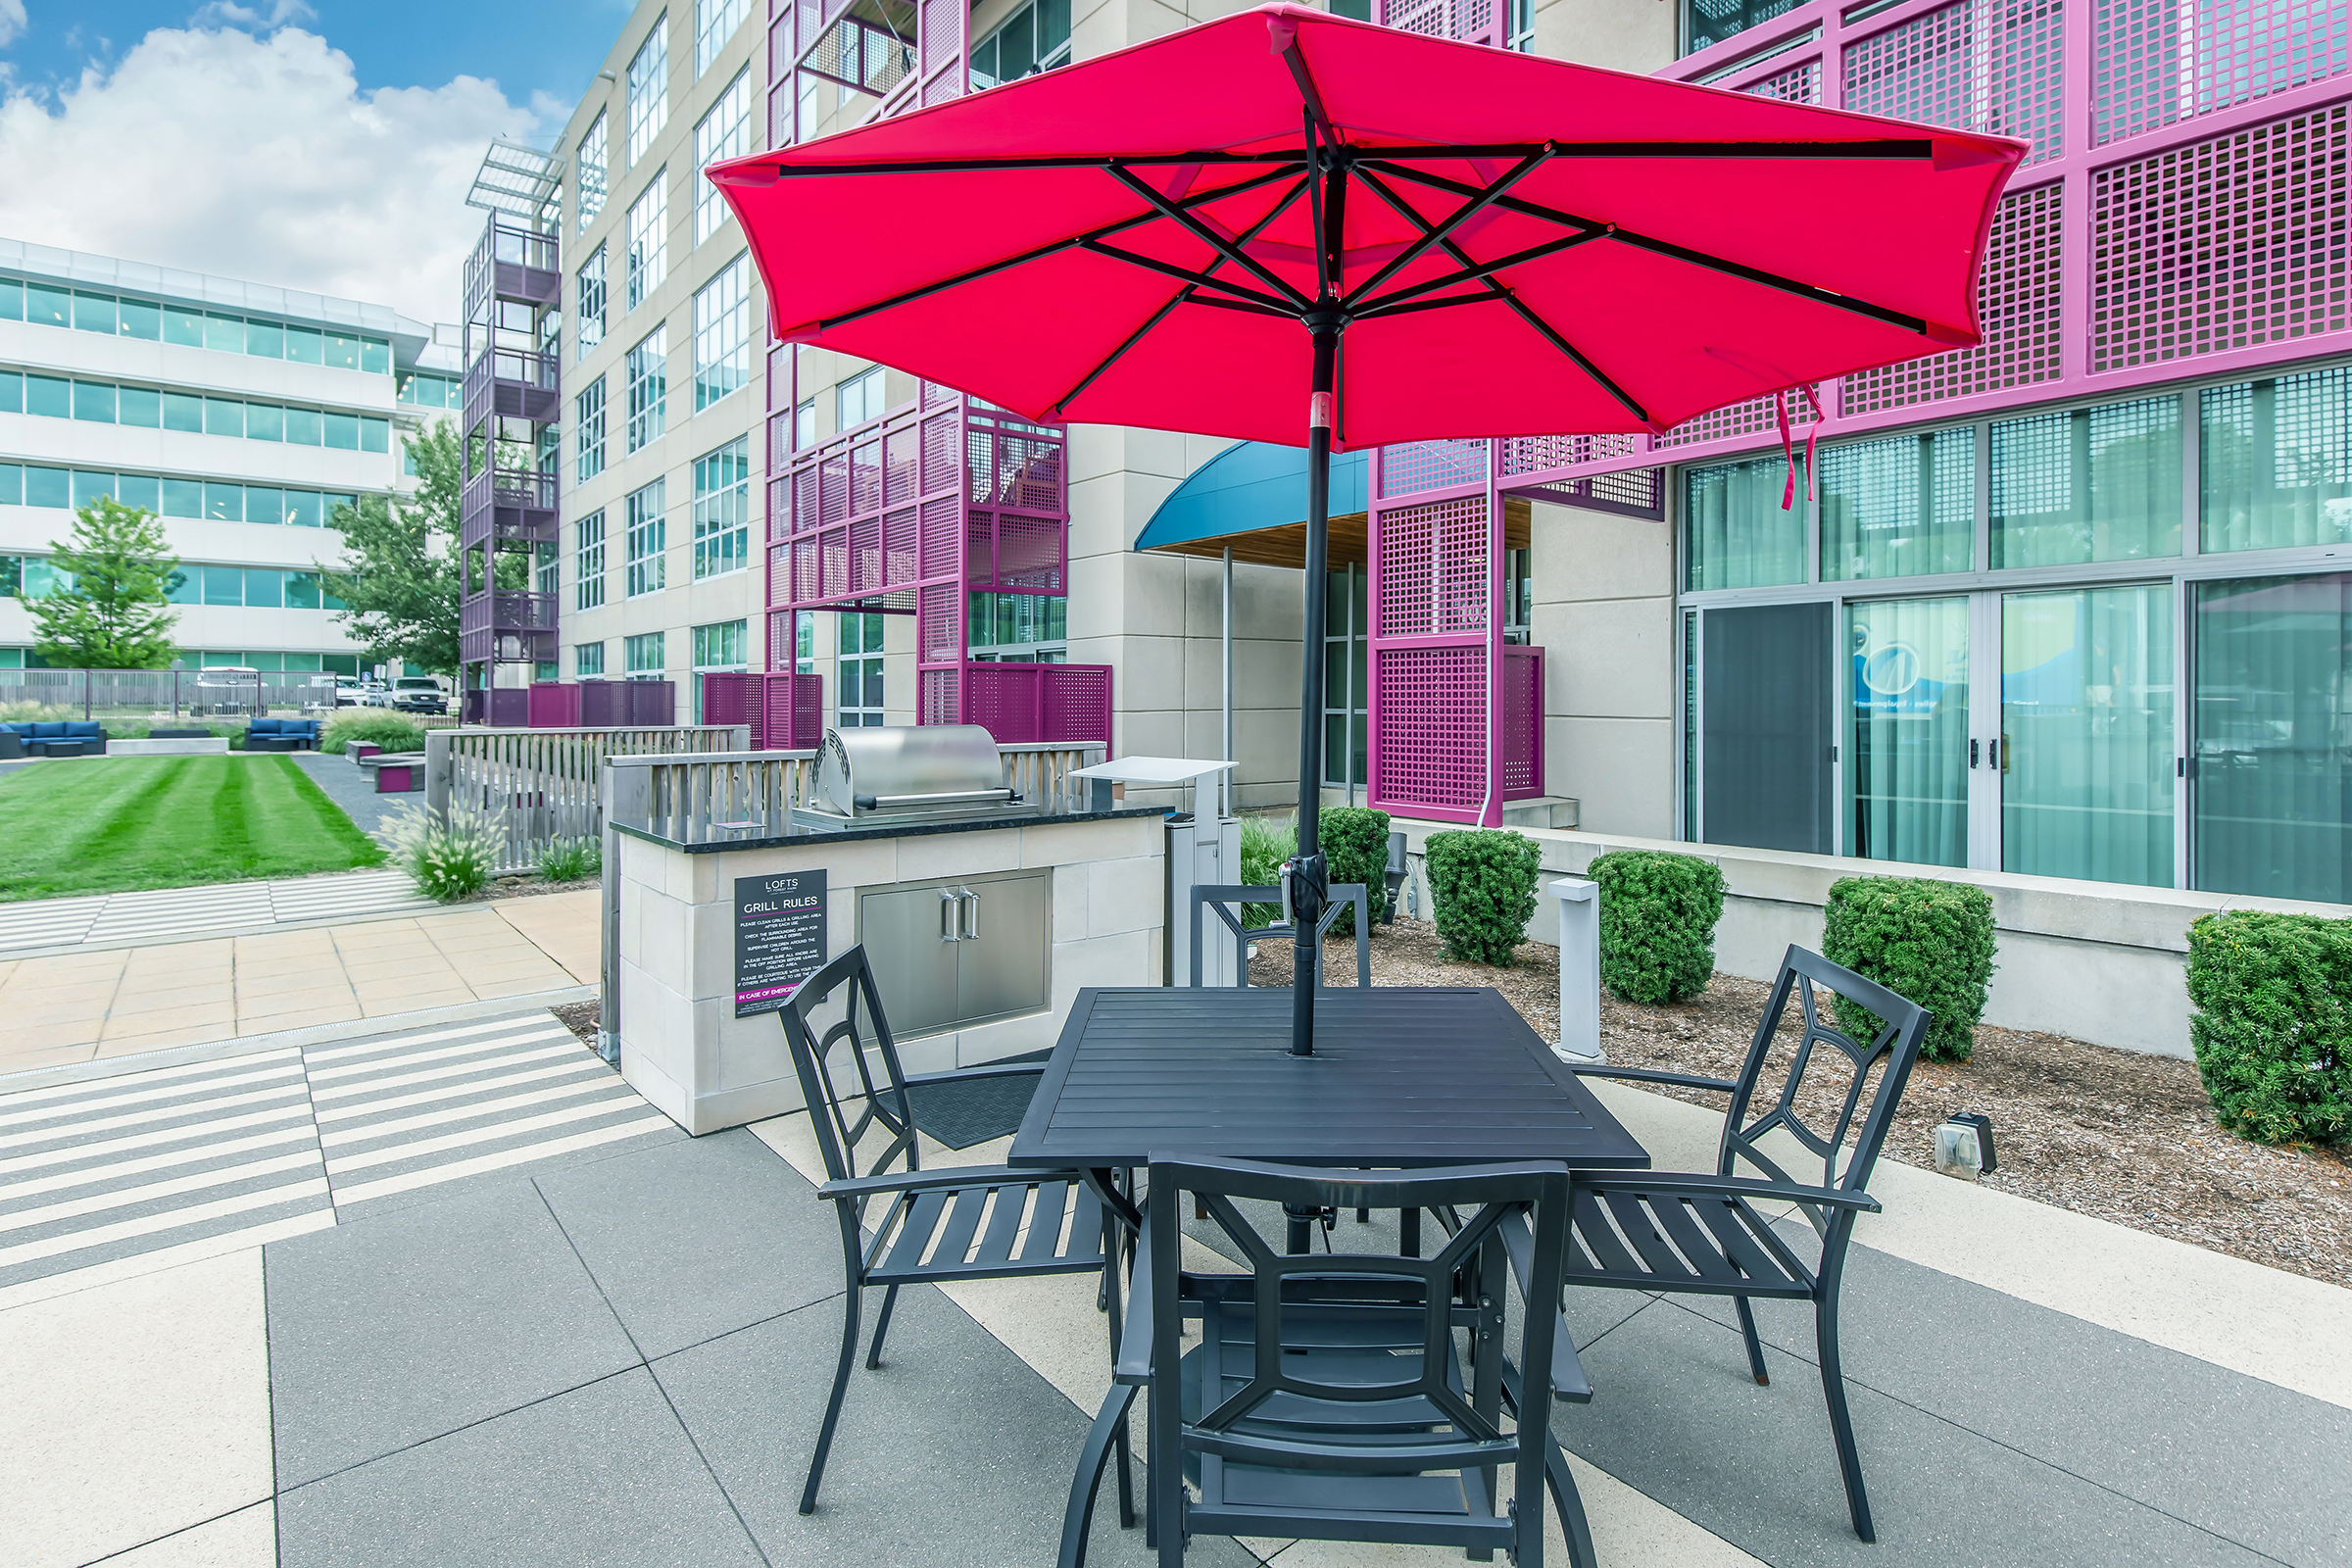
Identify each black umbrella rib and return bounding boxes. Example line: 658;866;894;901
1364;159;1933;335
1366;139;1936;161
1352;165;1652;426
1351;229;1611;317
1105;164;1314;311
1276;34;1338;148
767;152;1308;176
808;165;1298;331
1076;239;1299;314
1048;175;1315;416
1342;146;1552;311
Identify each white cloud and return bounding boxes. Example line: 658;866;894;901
0;0;27;49
0;24;546;323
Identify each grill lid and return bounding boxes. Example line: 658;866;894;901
813;725;1015;816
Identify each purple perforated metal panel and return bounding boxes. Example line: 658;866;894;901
1743;56;1822;104
2096;0;2352;145
1500;646;1544;799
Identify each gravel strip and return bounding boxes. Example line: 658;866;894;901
1253;918;2352;1289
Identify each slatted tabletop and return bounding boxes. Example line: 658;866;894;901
1007;987;1649;1172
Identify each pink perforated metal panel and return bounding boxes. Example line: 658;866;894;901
1742;56;1822;103
883;507;917;582
851;436;883;514
1039;663;1113;747
1379;440;1490;497
920;412;957;492
917;580;961;660
767;477;790;540
918;496;959;577
962;662;1038;743
1499;646;1544;799
1987;0;2065;164
1843;180;2064;414
996;513;1064;591
850;515;881;594
1375;504;1436;638
1383;0;1455;39
1844;2;1975;128
2091;101;2352;372
1655;391;1820;449
1436;497;1490;635
793;465;819;534
1371;645;1488;812
819;453;849;525
920;665;958;725
884;426;917;503
2095;0;2352;146
820;527;849;598
965;510;996;585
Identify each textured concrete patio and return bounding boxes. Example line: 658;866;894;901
5;1059;2347;1568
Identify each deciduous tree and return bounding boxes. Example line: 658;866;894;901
27;497;181;669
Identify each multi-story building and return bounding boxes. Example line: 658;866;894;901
0;238;459;679
523;0;2352;912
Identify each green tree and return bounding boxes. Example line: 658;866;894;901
27;497;182;669
320;420;462;676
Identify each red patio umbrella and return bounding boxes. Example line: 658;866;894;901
712;3;2022;1052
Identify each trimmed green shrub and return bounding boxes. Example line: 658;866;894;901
1236;814;1295;930
1819;875;1994;1062
1424;828;1543;967
2186;910;2352;1146
1587;850;1725;1004
537;836;603;884
1319;806;1393;936
322;711;426;756
372;801;502;902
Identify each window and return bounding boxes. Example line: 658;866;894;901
626;177;667;308
1319;571;1366;788
795;398;816;450
5;279;389;368
626;479;666;596
966;591;1067;662
576;641;607;676
695;0;751;74
694;70;753;245
1993;397;2180;566
536;545;560;598
0;463;354;525
576;511;607;609
693;436;750;578
969;0;1072;88
693;255;750;410
578;111;609;231
1683;0;1804;58
575;376;608;481
627;17;669;165
396;373;462;408
692;618;747;668
1820;428;1976;580
576;244;608;352
795;611;814;673
625;326;667;451
5;369;387;457
1685;456;1805;591
1507;0;1535;50
626;630;666;677
836;367;884;430
2202;368;2352;554
837;611;886;724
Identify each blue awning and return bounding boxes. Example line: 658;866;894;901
1133;441;1371;567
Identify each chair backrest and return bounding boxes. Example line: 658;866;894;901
1189;883;1370;989
1149;1156;1571;1506
1716;945;1932;1213
773;945;919;1188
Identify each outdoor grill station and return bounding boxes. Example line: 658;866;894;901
606;726;1247;1135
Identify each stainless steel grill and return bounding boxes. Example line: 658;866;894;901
789;724;1035;834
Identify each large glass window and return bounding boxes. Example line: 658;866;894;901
627;17;669;166
576;511;607;610
1684;0;1803;57
575;376;608;481
1991;397;2180;567
1820;428;1975;581
625;327;667;451
1322;568;1368;789
693;70;753;246
1846;596;1971;868
692;618;747;669
1685;455;1804;591
837;611;886;724
693;255;750;410
692;436;750;578
578;112;609;232
2201;368;2352;554
576;244;608;352
836;366;884;430
2002;584;2175;887
626;480;666;596
626;177;667;309
626;630;666;677
970;0;1072;88
696;0;752;74
2193;572;2352;903
967;592;1068;662
576;641;607;676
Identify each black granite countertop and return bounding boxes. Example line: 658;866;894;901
611;805;1168;854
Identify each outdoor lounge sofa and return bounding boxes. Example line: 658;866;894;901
0;721;109;757
244;717;322;752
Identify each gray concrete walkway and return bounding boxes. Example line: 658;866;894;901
287;750;406;838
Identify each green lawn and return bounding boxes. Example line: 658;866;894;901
0;757;385;903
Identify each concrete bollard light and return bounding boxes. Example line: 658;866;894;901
1548;877;1603;1064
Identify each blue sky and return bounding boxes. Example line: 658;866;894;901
1;1;625;117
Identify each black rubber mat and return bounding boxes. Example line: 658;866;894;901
901;1052;1050;1150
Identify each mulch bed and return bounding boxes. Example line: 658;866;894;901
551;999;602;1050
1253;918;2352;1289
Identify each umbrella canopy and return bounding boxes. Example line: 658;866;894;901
712;4;2022;1051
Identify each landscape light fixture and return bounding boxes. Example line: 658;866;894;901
1936;1112;1997;1179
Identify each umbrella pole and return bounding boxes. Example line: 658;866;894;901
1291;318;1340;1055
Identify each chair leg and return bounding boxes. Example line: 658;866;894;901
1057;1385;1138;1568
1735;1298;1770;1386
1541;1435;1596;1568
1815;1294;1875;1543
801;1282;862;1514
863;1283;901;1370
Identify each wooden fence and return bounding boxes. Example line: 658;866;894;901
424;725;749;875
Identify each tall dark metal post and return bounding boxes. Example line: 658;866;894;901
1291;318;1338;1057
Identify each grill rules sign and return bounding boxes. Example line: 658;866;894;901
734;870;827;1016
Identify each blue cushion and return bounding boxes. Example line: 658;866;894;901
30;722;65;738
64;722;101;739
251;718;286;736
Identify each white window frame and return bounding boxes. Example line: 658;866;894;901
625;480;667;598
694;70;753;247
575;511;606;611
625;630;666;677
836;367;884;430
626;177;667;309
575;244;607;353
575;375;608;482
693;255;750;412
627;17;670;166
625;326;667;452
693;435;751;579
577;112;608;231
695;0;752;75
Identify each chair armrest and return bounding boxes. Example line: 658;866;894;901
1566;1063;1740;1094
1493;1210;1592;1404
815;1162;1083;1202
1581;1170;1883;1214
1114;1209;1155;1384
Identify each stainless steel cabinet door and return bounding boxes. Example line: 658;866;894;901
955;871;1048;1026
858;884;961;1039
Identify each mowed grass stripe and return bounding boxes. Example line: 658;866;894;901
0;757;383;903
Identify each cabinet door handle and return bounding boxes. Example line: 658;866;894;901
939;888;961;942
960;889;981;941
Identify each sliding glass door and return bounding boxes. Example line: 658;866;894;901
1846;596;1971;867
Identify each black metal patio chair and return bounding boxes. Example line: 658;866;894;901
778;944;1130;1518
1091;1155;1595;1568
1189;883;1371;989
1561;944;1931;1542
